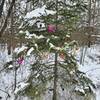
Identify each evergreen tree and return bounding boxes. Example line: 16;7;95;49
15;0;95;99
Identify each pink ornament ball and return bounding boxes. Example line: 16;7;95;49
17;57;24;65
47;25;56;33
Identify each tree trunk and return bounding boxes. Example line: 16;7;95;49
0;0;5;17
13;55;17;91
52;0;58;99
52;52;58;100
88;0;92;47
0;0;16;37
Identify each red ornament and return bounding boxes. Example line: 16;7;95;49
47;25;56;33
59;53;65;59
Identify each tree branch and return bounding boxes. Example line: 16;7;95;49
0;89;10;97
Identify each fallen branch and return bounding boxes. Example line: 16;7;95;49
0;89;10;97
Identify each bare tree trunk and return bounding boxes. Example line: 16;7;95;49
93;0;96;25
52;0;58;99
88;0;92;47
13;56;17;91
0;0;6;18
0;0;16;37
52;52;58;100
13;43;17;91
7;43;11;55
8;3;14;55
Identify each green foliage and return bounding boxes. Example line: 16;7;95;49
16;0;95;99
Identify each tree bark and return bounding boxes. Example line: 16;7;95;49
52;0;58;99
52;52;58;100
0;0;6;18
0;0;16;37
88;0;92;47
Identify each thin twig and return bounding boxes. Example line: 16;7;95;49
0;89;10;97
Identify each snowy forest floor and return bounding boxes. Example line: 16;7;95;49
0;43;100;100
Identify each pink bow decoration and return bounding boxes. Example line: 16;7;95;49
47;25;56;33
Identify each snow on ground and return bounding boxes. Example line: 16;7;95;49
77;44;100;100
78;44;100;85
0;45;33;100
0;44;100;100
96;89;100;100
14;82;30;94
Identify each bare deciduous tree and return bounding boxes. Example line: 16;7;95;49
0;0;16;37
